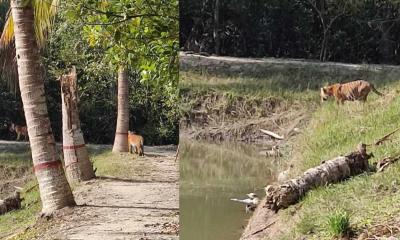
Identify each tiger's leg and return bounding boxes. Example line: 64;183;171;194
16;133;20;141
139;146;144;156
361;95;368;102
129;144;132;154
335;98;343;105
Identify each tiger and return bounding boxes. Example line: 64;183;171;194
320;80;383;104
9;123;28;141
128;131;144;156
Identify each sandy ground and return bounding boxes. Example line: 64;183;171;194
39;146;179;240
2;142;179;240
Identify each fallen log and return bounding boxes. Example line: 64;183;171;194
265;143;372;211
0;191;22;215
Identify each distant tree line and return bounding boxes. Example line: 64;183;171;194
180;0;400;64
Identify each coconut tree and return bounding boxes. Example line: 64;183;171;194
0;0;75;214
76;0;178;153
112;66;129;152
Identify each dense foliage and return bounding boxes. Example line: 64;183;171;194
0;0;179;145
181;0;400;64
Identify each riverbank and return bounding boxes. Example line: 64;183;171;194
180;54;400;240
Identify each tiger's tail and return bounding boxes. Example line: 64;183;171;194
371;84;383;96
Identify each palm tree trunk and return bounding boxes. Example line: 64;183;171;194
61;67;95;183
11;0;75;214
112;66;129;152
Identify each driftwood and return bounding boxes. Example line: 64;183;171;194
0;191;22;215
265;143;372;211
259;129;284;140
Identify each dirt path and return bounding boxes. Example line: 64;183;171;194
30;146;179;240
179;52;400;76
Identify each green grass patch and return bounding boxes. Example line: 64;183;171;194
0;147;32;167
276;82;400;239
0;180;41;239
180;71;317;103
326;210;351;237
91;148;146;178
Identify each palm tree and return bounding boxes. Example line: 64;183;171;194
112;66;129;152
0;0;75;214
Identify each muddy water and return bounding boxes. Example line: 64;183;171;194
180;139;276;240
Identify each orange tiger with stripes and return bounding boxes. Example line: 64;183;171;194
128;131;144;156
320;80;383;104
9;123;28;141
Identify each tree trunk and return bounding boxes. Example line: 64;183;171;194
320;30;327;61
265;143;372;211
213;0;221;55
112;66;129;152
61;66;95;183
11;0;75;214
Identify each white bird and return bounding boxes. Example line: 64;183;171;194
230;193;260;213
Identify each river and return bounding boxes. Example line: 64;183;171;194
180;139;275;240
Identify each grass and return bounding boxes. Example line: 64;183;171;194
180;71;317;103
0;146;38;239
0;144;137;239
326;210;351;237
180;68;399;102
0;180;41;239
182;66;400;239
91;148;145;178
275;82;400;239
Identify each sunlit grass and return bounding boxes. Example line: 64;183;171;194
180;71;317;103
326;210;351;237
91;148;147;178
0;145;128;239
275;83;400;239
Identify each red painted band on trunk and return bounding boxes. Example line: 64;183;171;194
33;160;62;172
116;132;128;135
62;144;86;150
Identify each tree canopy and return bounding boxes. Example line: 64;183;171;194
0;0;179;145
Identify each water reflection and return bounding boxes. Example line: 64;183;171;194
180;139;275;240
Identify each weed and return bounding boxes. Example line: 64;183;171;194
326;210;351;237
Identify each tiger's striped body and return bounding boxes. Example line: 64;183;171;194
320;80;383;104
128;131;144;156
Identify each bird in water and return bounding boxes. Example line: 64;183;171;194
230;193;260;213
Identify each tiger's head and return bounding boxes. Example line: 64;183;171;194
320;87;330;102
320;85;337;102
